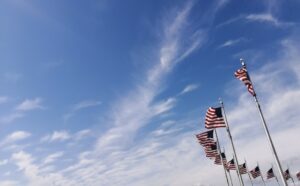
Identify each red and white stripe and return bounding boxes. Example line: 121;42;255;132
205;107;226;129
234;66;256;96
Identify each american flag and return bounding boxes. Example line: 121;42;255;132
238;163;247;174
205;107;226;129
296;171;300;181
266;168;275;179
204;144;218;158
284;169;291;180
214;152;227;165
250;166;261;179
234;64;256;96
226;159;236;170
195;130;215;147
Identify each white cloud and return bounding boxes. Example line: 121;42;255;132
0;159;8;166
41;131;71;142
95;1;204;153
246;13;279;24
43;151;64;164
179;84;199;95
64;100;101;120
41;129;92;144
1;131;31;145
16;98;43;111
0;112;24;124
11;151;75;186
73;100;102;111
0;180;19;186
246;13;293;27
218;38;247;48
74;129;92;140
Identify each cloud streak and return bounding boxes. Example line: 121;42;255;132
95;1;204;153
2;131;31;144
179;84;199;95
64;100;101;121
16;98;43;111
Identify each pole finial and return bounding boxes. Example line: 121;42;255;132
240;58;245;66
219;97;223;104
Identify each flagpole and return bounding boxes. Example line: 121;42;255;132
272;164;281;186
245;159;254;186
223;148;234;186
257;162;266;186
287;165;296;186
227;169;234;186
240;59;288;186
220;98;244;186
215;129;230;186
275;175;280;186
291;177;295;186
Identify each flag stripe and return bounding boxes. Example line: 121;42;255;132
250;166;261;179
205;107;226;129
266;168;275;179
239;163;247;174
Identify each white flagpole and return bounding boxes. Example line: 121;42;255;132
287;165;296;186
275;175;281;186
220;98;244;186
272;164;281;186
223;148;234;186
245;159;254;186
215;129;230;186
228;169;234;186
240;59;288;186
257;162;266;186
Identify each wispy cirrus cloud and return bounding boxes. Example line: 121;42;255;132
64;100;101;121
0;98;44;124
0;113;24;124
0;131;31;146
245;13;293;27
41;131;71;143
179;84;199;95
11;151;74;186
41;129;92;143
217;11;293;29
0;180;19;186
0;159;8;166
218;38;247;48
16;98;43;111
43;151;64;165
95;1;205;154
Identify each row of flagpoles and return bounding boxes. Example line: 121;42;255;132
196;129;300;185
195;59;299;186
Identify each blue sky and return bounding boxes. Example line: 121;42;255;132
0;0;300;185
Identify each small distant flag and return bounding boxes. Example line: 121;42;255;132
284;169;291;180
234;64;256;96
250;166;261;179
214;152;227;165
205;107;226;129
196;130;215;147
204;144;218;158
266;168;275;179
296;171;300;181
238;163;247;174
226;159;236;170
